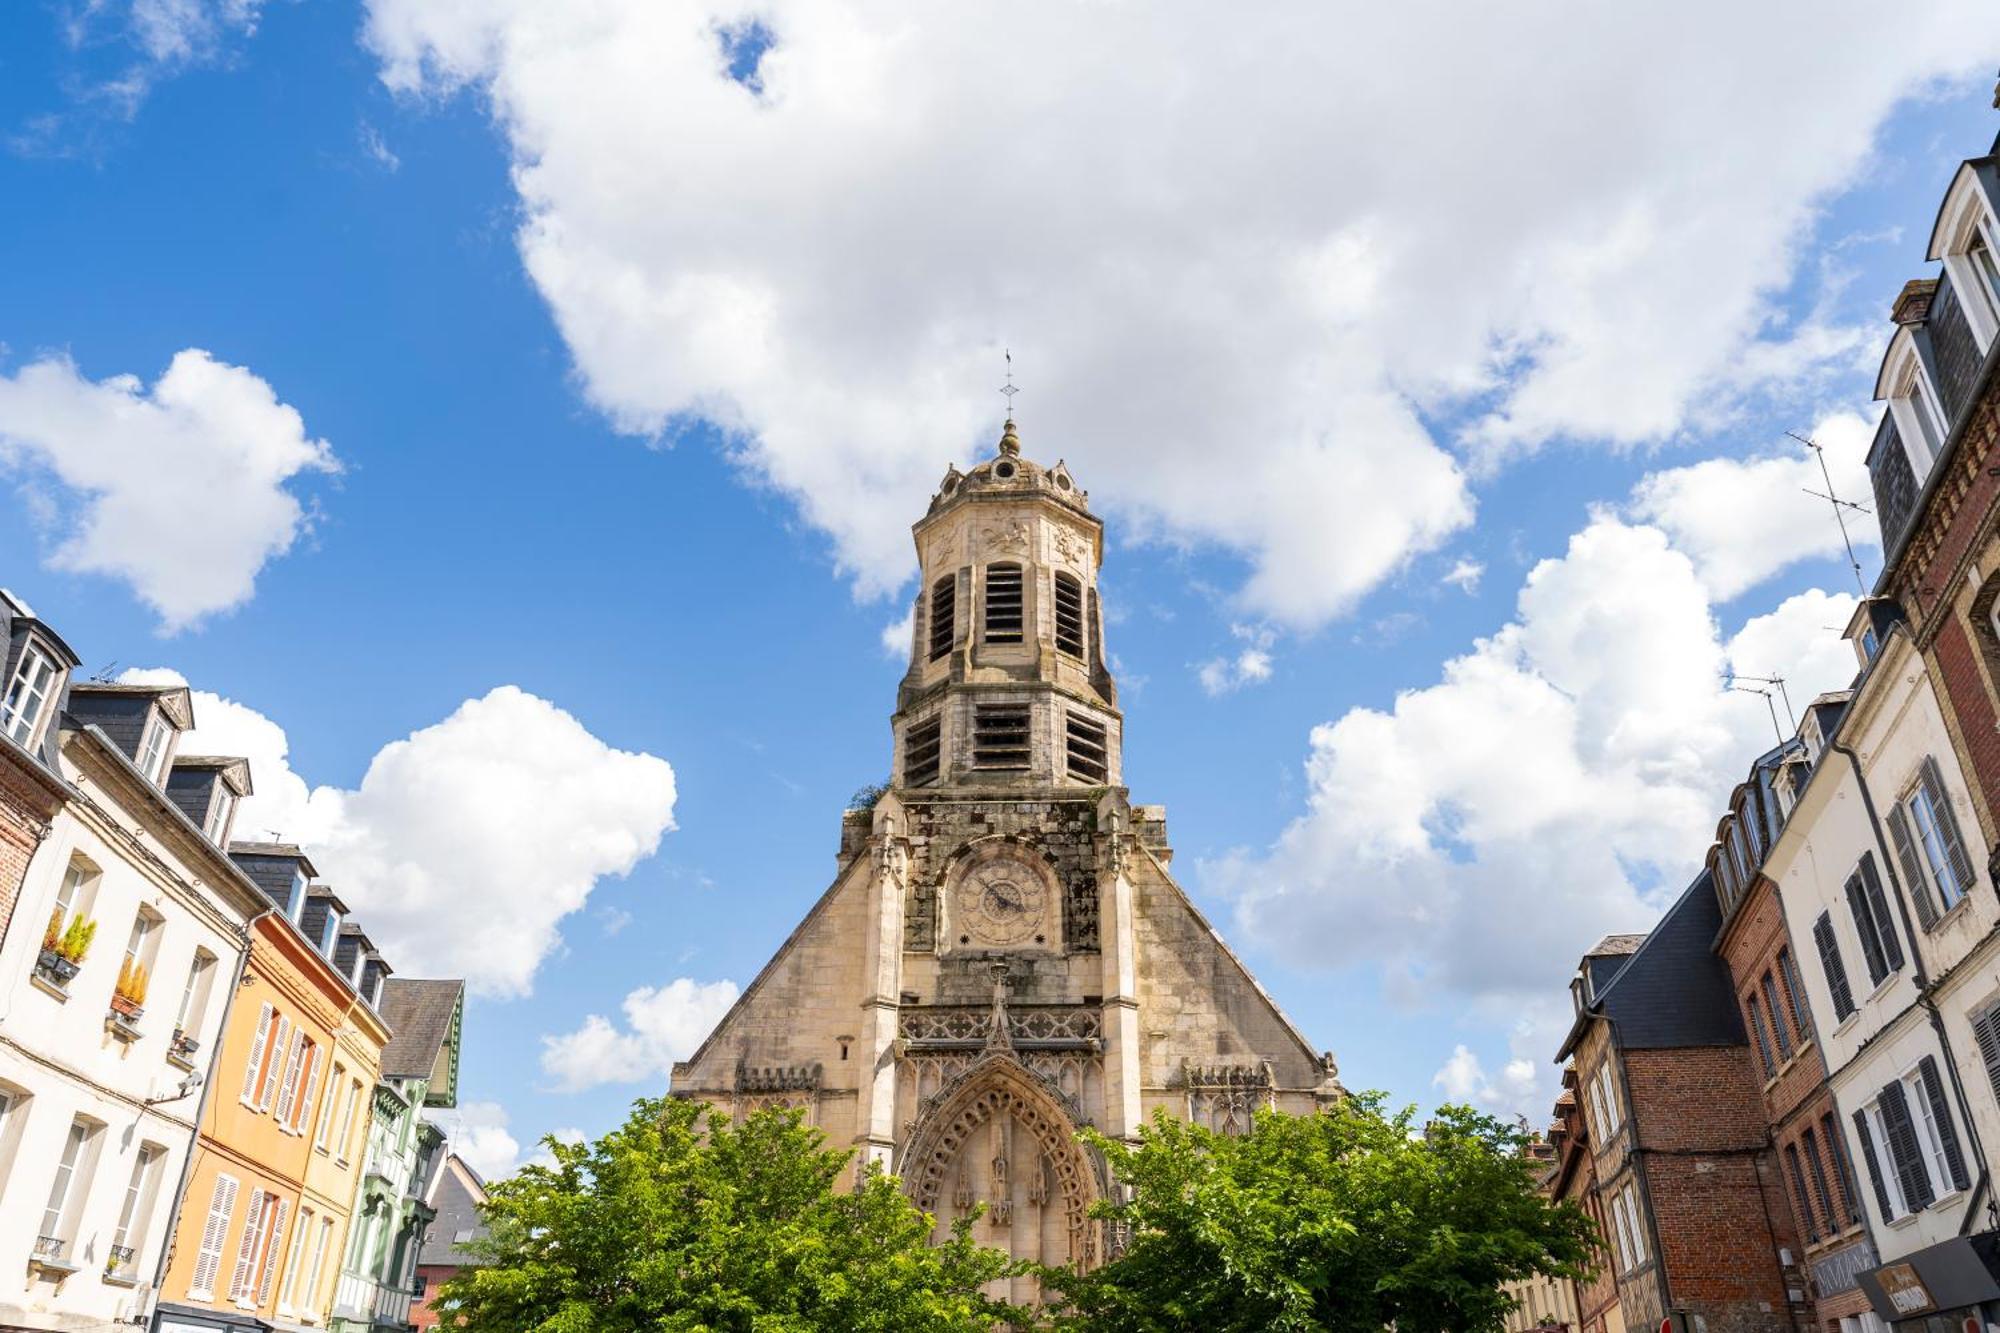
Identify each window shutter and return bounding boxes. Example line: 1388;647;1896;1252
230;1188;266;1302
1859;854;1905;972
1784;1144;1820;1240
1053;573;1085;657
293;1045;320;1134
1779;948;1812;1043
982;563;1024;643
1802;1128;1839;1231
274;1034;303;1126
1825;1112;1862;1224
1851;1110;1894;1220
1845;870;1889;986
241;1004;274;1103
1888;804;1940;930
1920;756;1978;902
260;1017;292;1112
1918;1055;1970;1192
1973;1005;2000;1106
1878;1081;1935;1212
190;1173;238;1298
257;1197;290;1307
1814;912;1855;1019
1761;973;1793;1059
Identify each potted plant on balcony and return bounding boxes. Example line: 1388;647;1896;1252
108;958;148;1032
35;908;94;989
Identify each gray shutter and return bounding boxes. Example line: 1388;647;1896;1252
1843;868;1888;987
1878;1081;1935;1212
1859;854;1905;974
1920;756;1978;902
1972;1005;2000;1106
1917;1055;1970;1192
1814;912;1855;1019
1747;998;1776;1078
1852;1109;1894;1220
1761;973;1793;1059
1888;804;1940;931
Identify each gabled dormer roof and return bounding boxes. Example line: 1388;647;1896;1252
380;977;465;1106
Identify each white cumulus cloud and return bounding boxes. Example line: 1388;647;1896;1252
427;1100;522;1182
358;1;1993;628
540;978;741;1092
1627;407;1880;600
1209;516;1861;1118
0;350;337;631
120;671;678;996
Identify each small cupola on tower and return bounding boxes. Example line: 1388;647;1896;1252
894;418;1121;792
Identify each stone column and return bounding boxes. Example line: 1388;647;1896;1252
1096;794;1143;1141
853;806;908;1174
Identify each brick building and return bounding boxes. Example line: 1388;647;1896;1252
1549;1064;1622;1333
1557;885;1810;1333
1710;711;1881;1331
409;1154;485;1332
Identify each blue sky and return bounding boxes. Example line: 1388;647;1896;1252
2;1;1998;1173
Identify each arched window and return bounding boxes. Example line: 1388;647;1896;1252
984;564;1023;643
1932;168;2000;351
1053;573;1085;658
928;576;956;661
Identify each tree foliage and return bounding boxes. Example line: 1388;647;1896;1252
1044;1094;1595;1333
435;1097;1027;1332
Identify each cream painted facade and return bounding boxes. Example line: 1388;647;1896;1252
1766;619;1996;1265
0;700;263;1332
671;420;1342;1300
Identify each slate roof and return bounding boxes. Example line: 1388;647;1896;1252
380;977;464;1078
419;1156;489;1266
1558;870;1745;1059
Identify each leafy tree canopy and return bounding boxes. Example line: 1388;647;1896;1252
1044;1093;1595;1333
435;1097;1026;1332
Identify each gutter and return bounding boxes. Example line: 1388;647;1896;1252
140;908;272;1327
1828;733;1996;1233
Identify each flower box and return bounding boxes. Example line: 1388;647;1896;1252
34;949;79;988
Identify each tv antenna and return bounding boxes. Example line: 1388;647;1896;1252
1787;430;1870;595
1729;680;1786;745
1732;672;1795;731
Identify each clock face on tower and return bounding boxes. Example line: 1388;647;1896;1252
953;857;1050;948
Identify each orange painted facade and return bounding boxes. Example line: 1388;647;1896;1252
158;913;387;1331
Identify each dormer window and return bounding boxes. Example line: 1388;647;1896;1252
1933;169;2000;350
204;789;238;844
1860;624;1882;663
136;712;172;784
287;871;308;924
2;642;60;748
1885;345;1950;477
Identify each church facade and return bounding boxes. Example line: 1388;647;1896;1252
669;418;1340;1287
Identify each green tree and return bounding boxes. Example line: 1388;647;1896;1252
1044;1094;1595;1333
436;1097;1027;1332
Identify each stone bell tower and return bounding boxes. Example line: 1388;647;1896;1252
670;415;1341;1301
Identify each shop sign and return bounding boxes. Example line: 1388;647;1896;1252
1878;1262;1937;1317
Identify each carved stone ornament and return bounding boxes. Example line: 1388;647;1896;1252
982;519;1031;552
1055;526;1090;567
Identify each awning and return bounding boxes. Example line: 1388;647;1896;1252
1858;1231;2000;1323
150;1301;273;1333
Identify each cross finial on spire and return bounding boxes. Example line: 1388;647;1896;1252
1000;348;1019;416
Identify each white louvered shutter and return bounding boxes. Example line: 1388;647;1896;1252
275;1034;306;1127
241;1005;274;1103
190;1173;238;1298
259;1017;292;1111
229;1188;267;1303
291;1044;319;1133
257;1197;291;1307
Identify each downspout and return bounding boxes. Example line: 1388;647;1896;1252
140;908;270;1326
1829;737;1995;1233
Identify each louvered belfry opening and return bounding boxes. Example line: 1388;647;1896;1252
904;716;942;787
1054;573;1085;658
974;702;1032;769
984;564;1024;643
928;576;956;660
1065;713;1108;783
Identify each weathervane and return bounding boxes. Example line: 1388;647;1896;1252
1000;348;1020;418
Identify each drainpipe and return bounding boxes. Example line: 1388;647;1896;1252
139;908;270;1326
1830;738;1995;1231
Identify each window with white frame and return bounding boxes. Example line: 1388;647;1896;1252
314;1060;346;1152
1843;853;1904;990
229;1188;288;1309
204;787;238;843
1938;179;2000;350
176;949;217;1045
1855;1057;1968;1220
334;1076;364;1164
0;1084;30;1204
278;1205;315;1314
1;640;61;748
37;1116;103;1260
136;710;172;784
1889;756;1976;927
107;1142;165;1280
122;906;163;981
1885;342;1952;478
1593;1062;1622;1138
304;1213;335;1314
240;1004;291;1112
53;856;99;930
